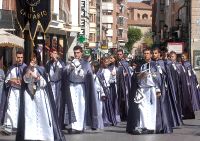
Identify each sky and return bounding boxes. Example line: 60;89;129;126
128;0;143;2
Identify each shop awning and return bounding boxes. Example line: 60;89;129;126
0;29;24;48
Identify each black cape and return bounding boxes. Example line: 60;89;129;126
45;59;66;128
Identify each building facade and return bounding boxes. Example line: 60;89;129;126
191;0;200;80
152;0;200;81
89;0;97;48
127;1;152;53
152;0;189;47
117;0;128;48
101;0;128;50
0;0;73;63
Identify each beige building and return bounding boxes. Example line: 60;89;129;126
127;2;152;51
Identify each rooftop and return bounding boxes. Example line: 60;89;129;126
127;2;152;10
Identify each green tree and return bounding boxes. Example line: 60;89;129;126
143;30;153;47
125;27;142;52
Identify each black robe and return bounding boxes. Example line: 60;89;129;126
164;60;182;127
166;61;194;120
16;66;66;141
155;60;173;133
182;61;200;111
126;66;140;133
45;59;66;128
116;60;131;120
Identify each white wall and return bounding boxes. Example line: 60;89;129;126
0;0;2;9
71;0;79;27
53;0;59;15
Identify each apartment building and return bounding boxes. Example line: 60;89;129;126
89;0;97;48
117;0;128;48
101;0;128;50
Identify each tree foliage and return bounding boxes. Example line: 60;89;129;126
143;30;153;47
125;27;142;52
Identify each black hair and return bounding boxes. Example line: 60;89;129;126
16;49;24;55
152;47;161;53
117;49;124;54
73;45;83;53
143;47;152;53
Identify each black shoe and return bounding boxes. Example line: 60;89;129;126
142;129;154;134
67;129;72;134
127;129;142;135
67;129;82;134
0;129;12;136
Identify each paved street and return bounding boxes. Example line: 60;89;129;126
0;112;200;141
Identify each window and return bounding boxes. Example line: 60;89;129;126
89;0;95;6
89;14;96;23
137;13;140;19
142;14;148;19
118;17;124;26
89;33;96;42
102;10;112;15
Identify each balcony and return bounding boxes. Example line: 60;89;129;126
102;2;113;11
90;23;96;28
108;42;113;48
118;33;127;42
89;42;96;48
117;24;126;29
106;29;113;37
89;8;96;14
117;17;127;28
102;16;113;24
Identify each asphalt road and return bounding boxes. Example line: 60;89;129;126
0;112;200;141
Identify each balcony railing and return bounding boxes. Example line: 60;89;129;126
117;33;127;41
102;2;113;11
102;15;113;24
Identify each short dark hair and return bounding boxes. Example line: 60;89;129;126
161;47;168;53
169;51;177;56
117;49;124;54
49;47;57;53
143;47;152;53
73;45;83;52
152;47;161;53
16;49;24;55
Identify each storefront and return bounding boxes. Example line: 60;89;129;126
0;29;24;71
